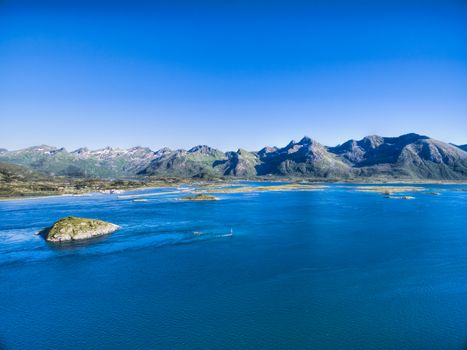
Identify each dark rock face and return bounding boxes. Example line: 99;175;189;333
1;134;466;180
328;133;467;179
258;146;279;158
329;133;427;166
223;149;259;177
328;135;386;164
394;139;467;179
256;137;351;178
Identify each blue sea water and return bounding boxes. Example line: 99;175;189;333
0;183;467;349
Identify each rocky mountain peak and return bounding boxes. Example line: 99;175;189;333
361;135;384;149
154;147;173;157
127;146;154;156
298;136;313;145
26;145;57;152
282;137;316;155
72;147;90;155
392;133;428;145
258;146;278;158
128;146;152;152
1;133;467;180
188;145;215;154
187;145;225;159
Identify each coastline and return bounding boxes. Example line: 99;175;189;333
0;183;181;202
1;177;466;202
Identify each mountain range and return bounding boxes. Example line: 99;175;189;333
1;133;467;180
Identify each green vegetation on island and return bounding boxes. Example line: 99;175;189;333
182;194;219;201
383;195;416;200
40;216;120;242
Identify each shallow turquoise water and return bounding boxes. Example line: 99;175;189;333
1;183;467;349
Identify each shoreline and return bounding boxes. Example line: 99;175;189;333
0;183;181;202
1;178;466;202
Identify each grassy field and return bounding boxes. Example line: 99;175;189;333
0;175;188;200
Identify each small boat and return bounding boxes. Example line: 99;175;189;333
193;231;202;236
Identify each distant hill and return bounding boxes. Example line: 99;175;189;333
457;145;467;152
1;133;466;180
0;162;39;182
138;145;227;179
0;162;46;198
0;145;155;178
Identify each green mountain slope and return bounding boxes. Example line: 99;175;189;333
1;134;466;180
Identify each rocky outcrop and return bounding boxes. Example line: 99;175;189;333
41;216;120;242
182;194;218;201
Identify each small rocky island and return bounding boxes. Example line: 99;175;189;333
183;194;218;201
40;216;120;242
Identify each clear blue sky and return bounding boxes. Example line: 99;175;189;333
1;0;466;151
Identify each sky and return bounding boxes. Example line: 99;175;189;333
0;0;466;151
